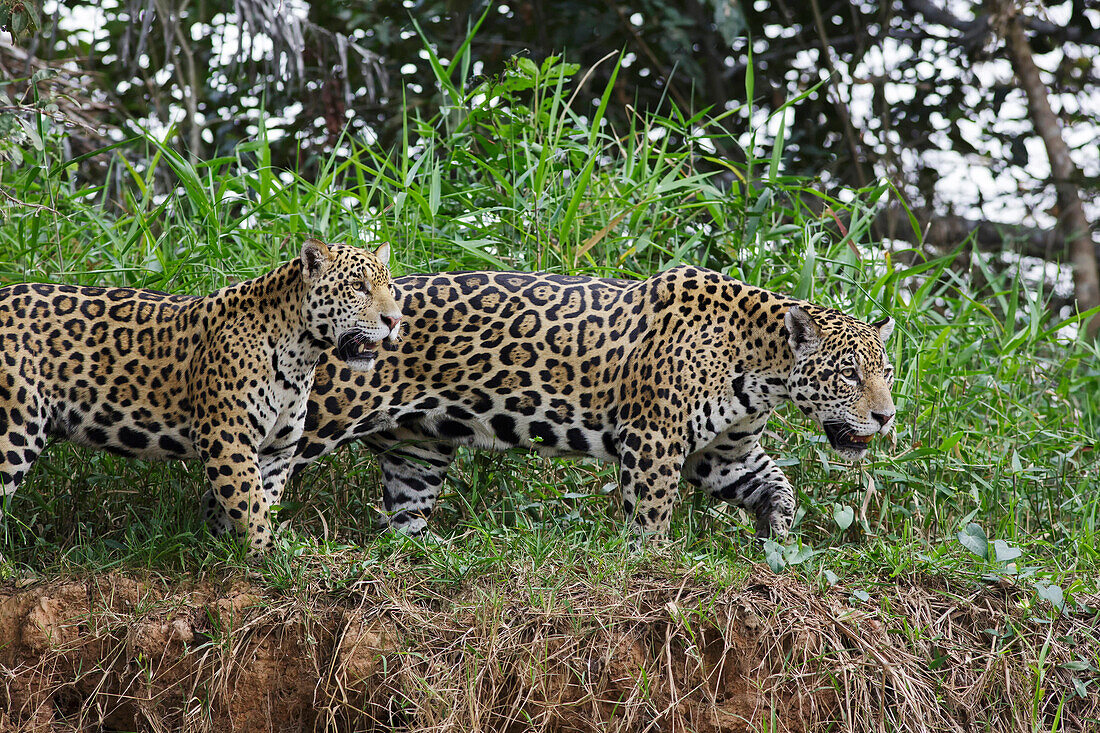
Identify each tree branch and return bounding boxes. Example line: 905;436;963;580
603;0;693;113
901;0;1100;48
901;0;984;33
808;0;869;188
874;207;1100;263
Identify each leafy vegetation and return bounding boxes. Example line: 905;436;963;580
1;39;1098;731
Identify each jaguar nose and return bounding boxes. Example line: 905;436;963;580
382;314;401;332
872;411;894;428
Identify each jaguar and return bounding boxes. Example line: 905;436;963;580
284;265;896;540
0;239;401;555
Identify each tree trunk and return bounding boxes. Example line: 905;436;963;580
997;0;1100;338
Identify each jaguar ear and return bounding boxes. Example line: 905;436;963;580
785;305;821;358
373;242;391;268
301;238;333;281
872;316;895;344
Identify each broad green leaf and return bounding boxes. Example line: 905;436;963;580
957;523;988;559
516;56;539;76
833;503;854;531
993;540;1022;563
763;539;785;573
1034;583;1064;610
784;543;815;565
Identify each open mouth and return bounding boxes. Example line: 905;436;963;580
823;421;875;452
337;330;380;363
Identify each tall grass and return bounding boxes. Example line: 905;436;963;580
0;42;1097;599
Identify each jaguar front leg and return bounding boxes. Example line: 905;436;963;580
683;443;795;540
201;487;234;539
202;447;292;547
258;446;296;515
199;446;273;556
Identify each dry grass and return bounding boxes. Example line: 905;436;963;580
1;556;1096;732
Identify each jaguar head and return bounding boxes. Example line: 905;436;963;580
784;305;896;461
301;238;402;372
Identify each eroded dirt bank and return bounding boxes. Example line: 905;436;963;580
1;567;1097;732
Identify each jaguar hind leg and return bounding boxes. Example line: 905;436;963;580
364;430;457;535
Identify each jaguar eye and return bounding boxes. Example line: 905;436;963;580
884;366;895;382
840;367;858;381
